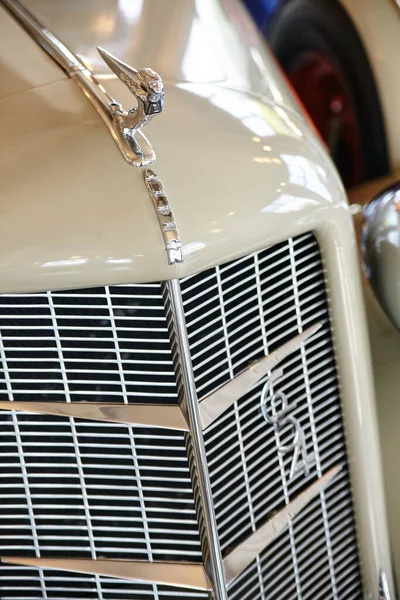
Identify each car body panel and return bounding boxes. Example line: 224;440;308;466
351;175;400;589
24;0;301;112
0;71;342;294
0;0;335;295
0;5;65;99
364;285;400;592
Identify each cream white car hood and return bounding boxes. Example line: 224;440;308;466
22;0;302;109
0;0;346;293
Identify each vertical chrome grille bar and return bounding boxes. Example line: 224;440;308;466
47;291;105;600
104;285;160;600
254;252;270;598
288;239;338;597
166;279;228;600
0;332;49;599
272;377;303;599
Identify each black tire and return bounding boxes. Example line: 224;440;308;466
267;0;389;185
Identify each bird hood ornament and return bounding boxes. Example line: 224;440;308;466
97;49;180;264
97;47;164;166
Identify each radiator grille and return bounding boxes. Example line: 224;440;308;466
181;232;362;597
0;285;201;599
0;284;178;404
0;234;362;599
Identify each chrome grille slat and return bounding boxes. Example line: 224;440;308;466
0;233;363;598
0;567;210;599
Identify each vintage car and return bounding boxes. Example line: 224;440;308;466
0;0;395;598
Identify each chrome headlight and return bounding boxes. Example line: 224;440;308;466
362;183;400;330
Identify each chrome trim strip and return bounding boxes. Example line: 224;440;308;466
0;325;320;432
198;322;322;429
166;279;228;600
2;0;158;167
145;169;183;265
0;401;189;431
223;465;342;585
379;570;392;600
0;557;211;591
1;0;80;73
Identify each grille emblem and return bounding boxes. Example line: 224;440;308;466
261;368;315;480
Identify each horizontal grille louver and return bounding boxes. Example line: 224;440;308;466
0;234;362;599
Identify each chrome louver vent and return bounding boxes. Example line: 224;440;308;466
0;234;362;599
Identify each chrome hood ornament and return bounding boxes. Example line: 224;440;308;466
97;47;164;166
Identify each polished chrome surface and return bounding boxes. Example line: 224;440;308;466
96;47;164;165
261;368;315;481
379;569;392;599
145;169;183;265
3;0;160;166
0;400;189;430
2;0;81;73
98;47;164;122
166;279;228;600
361;182;400;330
1;557;211;590
199;324;321;430
223;465;341;584
181;232;363;598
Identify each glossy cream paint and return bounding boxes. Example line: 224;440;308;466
0;0;395;595
23;0;302;111
0;4;65;98
351;178;400;589
362;284;400;591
